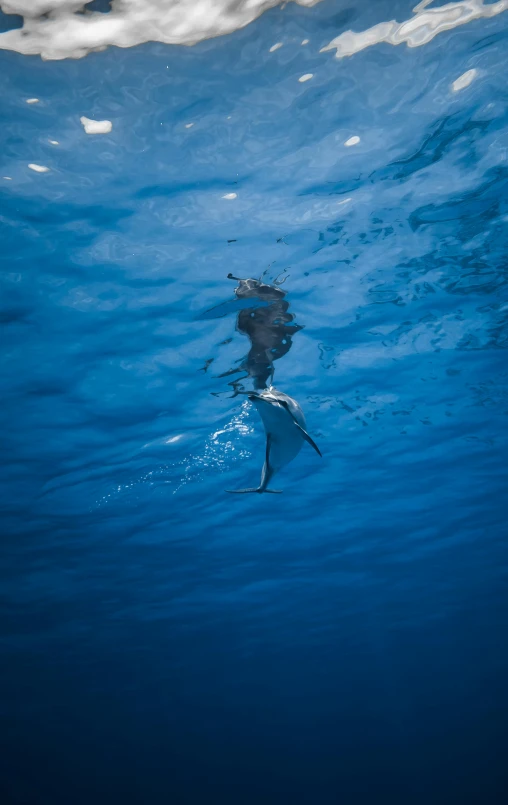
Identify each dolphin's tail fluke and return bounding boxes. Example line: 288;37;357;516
226;488;282;494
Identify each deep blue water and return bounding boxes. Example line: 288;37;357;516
1;1;508;803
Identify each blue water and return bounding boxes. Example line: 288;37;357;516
1;1;508;803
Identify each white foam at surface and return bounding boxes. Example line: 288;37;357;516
28;163;49;172
49;139;59;144
185;123;194;128
1;0;504;61
26;98;39;103
344;135;360;147
301;38;309;45
321;1;508;59
269;42;283;52
298;73;313;82
0;0;321;60
80;116;112;134
222;192;237;199
452;68;477;91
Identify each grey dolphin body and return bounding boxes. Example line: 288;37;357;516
227;387;321;494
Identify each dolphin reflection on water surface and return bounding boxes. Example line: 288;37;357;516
218;272;303;393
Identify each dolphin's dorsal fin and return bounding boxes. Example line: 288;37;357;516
279;400;322;457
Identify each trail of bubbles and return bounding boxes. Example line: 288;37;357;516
173;400;254;494
94;401;254;508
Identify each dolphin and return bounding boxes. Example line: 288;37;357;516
227;387;321;494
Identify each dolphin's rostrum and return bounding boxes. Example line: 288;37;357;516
227;387;321;494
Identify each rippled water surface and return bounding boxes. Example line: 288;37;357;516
1;1;508;803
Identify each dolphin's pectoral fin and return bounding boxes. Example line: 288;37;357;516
226;430;285;496
265;432;272;464
293;422;322;457
278;400;322;456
